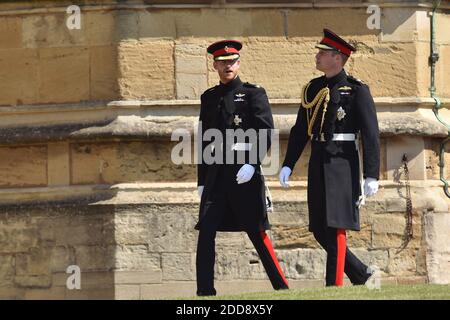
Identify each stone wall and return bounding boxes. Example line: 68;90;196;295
1;1;449;107
0;181;448;299
0;0;449;299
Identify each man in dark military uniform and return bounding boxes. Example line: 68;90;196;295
196;40;289;296
279;29;380;286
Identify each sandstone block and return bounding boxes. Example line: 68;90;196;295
47;142;70;186
23;287;67;300
215;251;240;280
287;8;376;38
0;48;39;105
175;43;207;74
348;42;417;97
387;248;419;276
271;225;318;249
115;10;139;41
15;247;51;276
0;223;40;254
90;46;119;100
347;224;372;248
52;271;114;289
176;73;207;99
386;136;425;180
117;40;174;100
0;17;22;49
174;9;284;38
38;47;90;103
70;142;196;184
50;246;76;273
114;270;162;284
157;212;198;251
138;10;176;39
85;11;115;46
424;212;450;284
380;8;417;43
141;282;195;300
115;245;161;272
74;245;115;271
51;215;112;246
372;214;422;249
65;287;114;300
0;145;47;188
14;275;52;288
114;213;156;245
215;232;249;250
22;13;86;48
115;285;140;300
351;249;389;272
0;255;14;285
277;249;326;279
238;250;278;280
162;252;195;281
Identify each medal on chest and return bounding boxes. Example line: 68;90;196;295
337;106;346;121
234;114;243;127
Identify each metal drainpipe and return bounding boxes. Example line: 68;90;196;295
429;0;450;197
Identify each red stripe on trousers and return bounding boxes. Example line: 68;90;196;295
260;231;289;287
335;228;346;286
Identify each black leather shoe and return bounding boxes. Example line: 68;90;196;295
197;289;217;296
353;266;377;285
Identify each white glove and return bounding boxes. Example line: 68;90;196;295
279;166;292;188
236;164;255;184
198;186;204;198
364;178;378;197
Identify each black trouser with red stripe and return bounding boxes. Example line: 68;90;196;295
196;228;289;296
312;226;369;286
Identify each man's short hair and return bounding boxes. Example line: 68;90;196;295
331;50;349;66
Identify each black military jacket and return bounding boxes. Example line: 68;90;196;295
196;76;274;232
282;69;380;231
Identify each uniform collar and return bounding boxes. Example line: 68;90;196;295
325;69;347;88
219;76;243;92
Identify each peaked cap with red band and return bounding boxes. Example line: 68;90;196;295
315;29;356;57
207;40;242;61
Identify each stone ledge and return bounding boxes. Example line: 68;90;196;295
114;271;162;285
0;1;448;17
2;97;449;113
0;112;447;145
0;181;447;210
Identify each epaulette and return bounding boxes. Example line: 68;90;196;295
301;76;325;104
309;75;325;84
347;75;365;86
202;86;218;97
244;82;261;88
205;85;218;93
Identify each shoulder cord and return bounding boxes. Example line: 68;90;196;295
301;83;330;137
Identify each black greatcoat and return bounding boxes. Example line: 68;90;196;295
283;70;380;231
196;76;274;232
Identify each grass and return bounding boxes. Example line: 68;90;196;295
190;284;450;300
